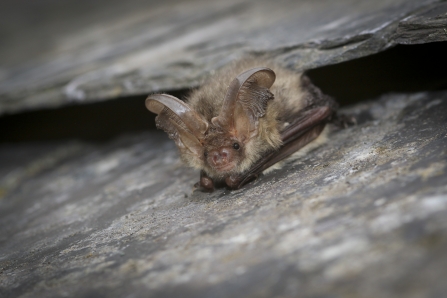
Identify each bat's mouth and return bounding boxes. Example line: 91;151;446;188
213;163;235;173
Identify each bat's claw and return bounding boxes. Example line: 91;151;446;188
193;181;215;193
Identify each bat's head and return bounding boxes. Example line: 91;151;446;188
146;67;279;179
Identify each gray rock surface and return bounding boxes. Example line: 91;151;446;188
1;0;447;296
1;90;446;297
394;2;447;44
0;0;446;114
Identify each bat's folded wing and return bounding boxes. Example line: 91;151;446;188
226;106;334;189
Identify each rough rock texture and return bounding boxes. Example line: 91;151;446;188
394;2;447;44
1;90;446;297
1;0;446;114
1;0;447;296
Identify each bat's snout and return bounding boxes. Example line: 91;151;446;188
208;148;235;171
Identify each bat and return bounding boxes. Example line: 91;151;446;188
146;58;339;192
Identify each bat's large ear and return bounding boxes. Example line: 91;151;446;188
212;67;275;142
146;94;208;157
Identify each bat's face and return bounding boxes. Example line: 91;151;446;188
202;128;245;175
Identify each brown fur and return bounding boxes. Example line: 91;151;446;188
185;58;307;179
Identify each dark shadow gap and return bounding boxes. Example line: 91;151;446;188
1;42;447;143
0;90;187;143
306;41;447;105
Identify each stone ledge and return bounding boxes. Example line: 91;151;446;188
1;90;446;297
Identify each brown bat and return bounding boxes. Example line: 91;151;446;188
146;58;339;191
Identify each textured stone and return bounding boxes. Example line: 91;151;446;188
394;2;447;44
0;0;445;114
1;90;446;297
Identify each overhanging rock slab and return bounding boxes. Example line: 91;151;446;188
0;0;446;114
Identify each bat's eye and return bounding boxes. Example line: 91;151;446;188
204;151;208;157
232;143;240;150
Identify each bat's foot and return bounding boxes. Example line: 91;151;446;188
194;171;215;192
193;181;215;193
225;176;240;189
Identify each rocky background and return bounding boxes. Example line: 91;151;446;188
1;0;447;297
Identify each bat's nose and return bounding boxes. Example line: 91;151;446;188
210;148;231;167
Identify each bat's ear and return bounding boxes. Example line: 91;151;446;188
212;67;276;142
146;94;208;157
